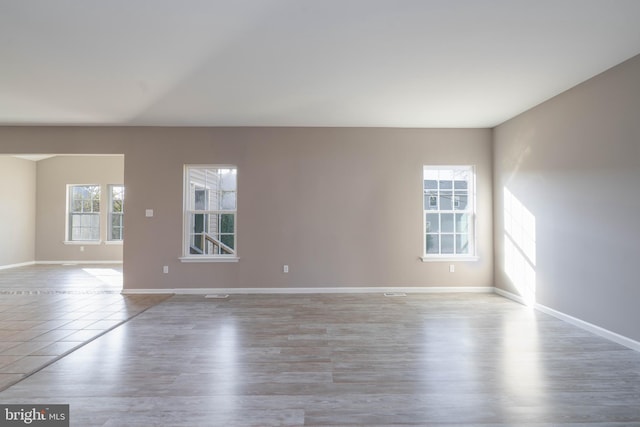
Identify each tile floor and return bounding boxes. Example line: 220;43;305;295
0;264;170;391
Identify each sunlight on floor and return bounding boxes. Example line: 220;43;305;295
82;268;123;287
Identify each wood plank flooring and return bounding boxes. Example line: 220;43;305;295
1;291;639;426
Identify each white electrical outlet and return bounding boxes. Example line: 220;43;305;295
449;264;455;273
283;265;289;273
163;266;169;274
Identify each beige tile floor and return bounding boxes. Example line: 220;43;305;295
0;264;170;391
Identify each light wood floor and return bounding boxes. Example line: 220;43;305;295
1;287;639;426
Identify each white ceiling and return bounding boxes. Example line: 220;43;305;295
1;0;640;128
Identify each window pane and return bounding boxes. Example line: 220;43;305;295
454;169;469;189
424;192;438;210
221;191;236;210
454;180;468;190
220;214;234;233
423;169;438;183
441;235;454;254
221;234;234;250
440;191;453;210
440;180;453;190
426;234;439;254
191;213;207;234
72;187;83;199
424;179;437;190
425;213;439;233
456;234;469;254
220;169;236;191
454;192;468;210
194;189;206;210
455;213;469;233
441;214;454;232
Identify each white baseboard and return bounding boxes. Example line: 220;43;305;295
0;261;36;270
494;287;528;305
36;260;123;265
494;287;640;353
534;302;640;352
123;286;495;295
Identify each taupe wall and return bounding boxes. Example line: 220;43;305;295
0;157;36;267
36;155;124;262
0;127;493;290
494;54;640;342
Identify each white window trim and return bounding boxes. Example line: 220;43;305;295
65;184;102;243
64;240;102;246
181;164;239;263
179;256;239;263
421;165;478;262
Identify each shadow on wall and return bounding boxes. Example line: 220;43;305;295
503;188;537;307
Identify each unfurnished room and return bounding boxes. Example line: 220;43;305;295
0;1;639;426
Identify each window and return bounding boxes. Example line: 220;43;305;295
108;185;124;241
182;165;237;261
68;185;101;241
422;166;476;259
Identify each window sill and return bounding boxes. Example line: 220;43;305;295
420;256;479;262
179;256;240;263
104;241;123;245
64;241;102;245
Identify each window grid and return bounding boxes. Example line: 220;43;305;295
184;166;237;257
423;166;475;257
69;185;101;241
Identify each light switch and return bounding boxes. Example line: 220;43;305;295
145;209;154;217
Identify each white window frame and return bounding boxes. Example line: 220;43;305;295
66;184;101;243
180;165;239;263
421;165;478;262
107;184;124;243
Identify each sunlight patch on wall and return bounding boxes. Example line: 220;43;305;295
503;188;537;306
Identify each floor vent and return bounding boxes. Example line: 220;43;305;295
205;294;229;299
384;292;407;297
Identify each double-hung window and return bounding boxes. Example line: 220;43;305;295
182;165;238;261
422;166;476;260
68;185;101;241
108;185;125;241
